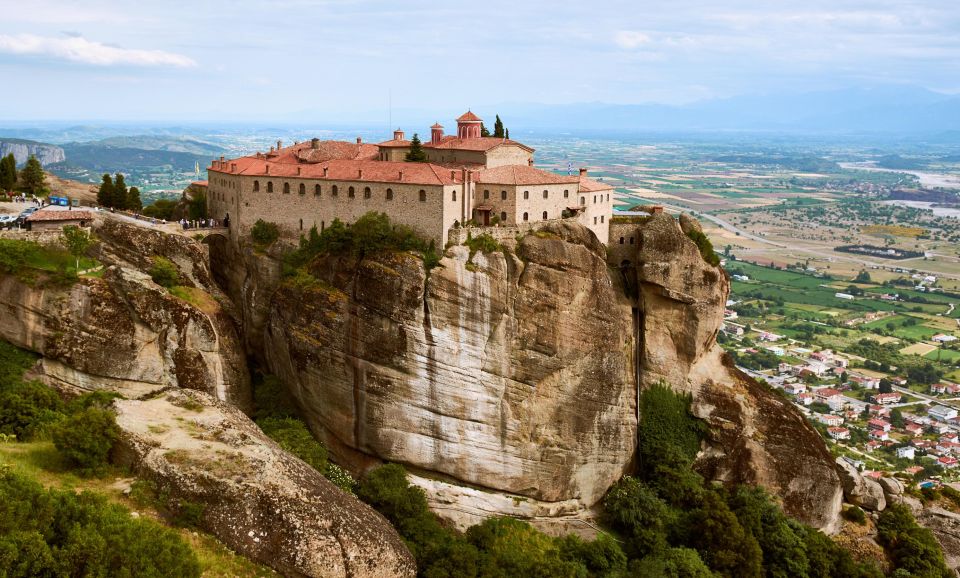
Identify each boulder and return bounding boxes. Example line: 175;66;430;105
836;458;886;511
918;507;960;575
113;388;415;578
678;212;703;236
879;477;905;498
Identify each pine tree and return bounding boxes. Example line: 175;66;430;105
480;123;490;137
97;174;114;207
405;133;428;162
493;115;505;138
112;173;128;210
127;186;142;211
19;156;46;195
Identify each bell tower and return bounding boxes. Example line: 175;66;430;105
456;110;483;139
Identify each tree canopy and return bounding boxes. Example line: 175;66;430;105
405;133;428;162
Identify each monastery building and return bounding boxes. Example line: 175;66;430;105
206;111;614;246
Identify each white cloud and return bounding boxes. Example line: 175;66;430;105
0;34;196;67
614;30;652;49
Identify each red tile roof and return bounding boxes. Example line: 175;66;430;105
376;139;411;148
293;140;379;163
423;136;534;153
27;209;95;222
431;122;444;128
191;180;208;187
456;111;482;122
475;165;580;186
578;176;614;192
212;155;458;186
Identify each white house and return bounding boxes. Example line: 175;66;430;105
835;292;855;300
827;427;850;440
929;405;959;421
897;446;916;460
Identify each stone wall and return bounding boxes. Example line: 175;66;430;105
0;229;65;246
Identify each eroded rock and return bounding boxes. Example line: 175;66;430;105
836;458;886;512
113;389;415;578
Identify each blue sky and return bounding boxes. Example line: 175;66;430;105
1;0;958;121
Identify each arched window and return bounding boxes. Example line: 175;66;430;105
523;212;529;222
299;183;305;195
593;195;596;203
500;211;507;222
593;217;597;224
452;190;457;201
523;190;529;200
543;190;548;199
619;237;624;244
364;187;371;199
580;196;585;205
253;180;260;192
299;218;303;230
386;188;393;200
267;181;274;193
563;189;569;198
542;211;548;220
331;185;338;196
283;182;290;194
315;184;321;196
601;215;605;223
419;190;426;202
629;237;635;245
483;190;490;200
348;186;355;198
501;190;507;200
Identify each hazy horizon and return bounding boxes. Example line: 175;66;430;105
1;0;959;123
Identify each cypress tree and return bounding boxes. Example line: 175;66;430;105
405;134;428;162
112;173;128;210
97;174;114;207
505;128;509;139
493;115;505;138
127;186;142;211
0;154;11;192
0;154;15;191
19;156;46;195
480;122;490;137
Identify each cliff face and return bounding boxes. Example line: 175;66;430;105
631;214;843;531
0;140;65;166
0;224;250;408
216;216;842;532
262;223;637;531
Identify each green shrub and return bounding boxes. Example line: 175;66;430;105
324;462;357;494
637;382;706;475
842;505;867;525
0;380;65;440
251;219;280;246
686;229;721;267
603;476;673;557
284;213;436;272
0;468;201;577
464;233;501;257
467;517;587;577
172;500;206;528
252;374;298;420
148;256;179;288
630;547;714;578
877;504;952;578
142;199;178;220
51;407;120;476
258;416;328;473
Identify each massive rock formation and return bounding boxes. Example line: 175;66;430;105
212;215;843;533
263;223;637;533
113;388;415;578
0;248;249;408
0;139;65;166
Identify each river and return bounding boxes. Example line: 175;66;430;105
839;162;960;189
880;200;960;218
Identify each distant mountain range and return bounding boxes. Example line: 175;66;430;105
485;86;960;135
